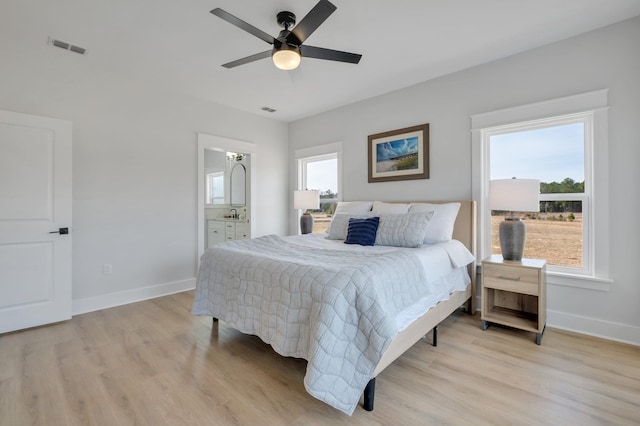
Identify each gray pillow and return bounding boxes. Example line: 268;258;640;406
327;212;376;240
375;211;435;248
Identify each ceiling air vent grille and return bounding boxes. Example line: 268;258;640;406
48;37;88;55
52;39;70;50
69;45;87;55
261;106;276;113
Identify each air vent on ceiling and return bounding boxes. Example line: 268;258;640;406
261;106;277;113
48;37;87;55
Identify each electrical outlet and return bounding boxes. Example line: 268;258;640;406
103;264;113;274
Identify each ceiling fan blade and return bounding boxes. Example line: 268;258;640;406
210;8;275;45
300;45;362;64
287;0;337;45
221;50;272;68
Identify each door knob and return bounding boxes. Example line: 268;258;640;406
49;227;69;234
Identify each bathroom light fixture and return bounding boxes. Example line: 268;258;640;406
227;152;244;161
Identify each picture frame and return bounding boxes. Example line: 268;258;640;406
368;123;429;183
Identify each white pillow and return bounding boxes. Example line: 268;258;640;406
372;201;410;215
333;201;373;215
375;211;434;248
327;212;376;240
409;202;461;244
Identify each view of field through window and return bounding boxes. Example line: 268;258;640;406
491;211;583;268
490;123;585;269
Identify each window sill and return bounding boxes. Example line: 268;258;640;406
547;271;612;292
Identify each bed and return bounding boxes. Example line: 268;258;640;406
192;201;476;415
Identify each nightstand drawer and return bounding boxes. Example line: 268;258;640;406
483;263;539;295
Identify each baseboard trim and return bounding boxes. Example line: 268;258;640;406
72;278;196;316
73;283;639;346
474;295;639;346
547;310;640;347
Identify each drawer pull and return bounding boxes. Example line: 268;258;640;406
498;275;521;281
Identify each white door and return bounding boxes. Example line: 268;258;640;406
0;110;72;334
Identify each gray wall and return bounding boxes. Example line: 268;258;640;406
289;17;640;344
1;46;289;306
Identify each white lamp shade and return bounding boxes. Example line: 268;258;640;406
490;179;540;212
294;190;320;210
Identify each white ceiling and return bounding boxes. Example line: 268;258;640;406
2;0;640;122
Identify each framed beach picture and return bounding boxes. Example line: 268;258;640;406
368;123;429;183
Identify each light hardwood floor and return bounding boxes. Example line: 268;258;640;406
1;290;639;425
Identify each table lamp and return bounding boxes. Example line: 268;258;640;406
294;190;320;234
489;178;540;261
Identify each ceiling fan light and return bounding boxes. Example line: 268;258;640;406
272;47;301;70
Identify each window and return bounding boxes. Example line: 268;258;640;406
471;90;611;290
488;117;589;274
295;143;342;234
206;171;224;204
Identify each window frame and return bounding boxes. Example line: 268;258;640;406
299;153;338;195
484;113;592;275
294;142;343;234
471;90;611;291
205;171;225;205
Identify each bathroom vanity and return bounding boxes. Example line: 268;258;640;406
207;219;251;247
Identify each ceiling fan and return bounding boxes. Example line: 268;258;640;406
210;0;362;70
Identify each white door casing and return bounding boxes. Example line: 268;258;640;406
197;133;256;265
0;110;72;334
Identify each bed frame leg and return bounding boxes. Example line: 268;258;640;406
363;378;376;411
432;326;438;347
466;297;473;314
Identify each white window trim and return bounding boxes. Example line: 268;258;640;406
205;171;225;204
293;142;343;235
197;133;257;263
471;90;612;291
294;142;343;196
298;152;339;192
483;113;593;276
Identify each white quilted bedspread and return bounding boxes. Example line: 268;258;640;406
192;234;433;415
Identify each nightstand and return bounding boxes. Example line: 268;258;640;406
481;255;547;344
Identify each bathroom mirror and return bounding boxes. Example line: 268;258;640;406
230;163;246;206
204;150;250;206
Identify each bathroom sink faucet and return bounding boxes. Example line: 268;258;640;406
230;209;238;219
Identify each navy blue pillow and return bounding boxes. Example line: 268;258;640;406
344;217;380;246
